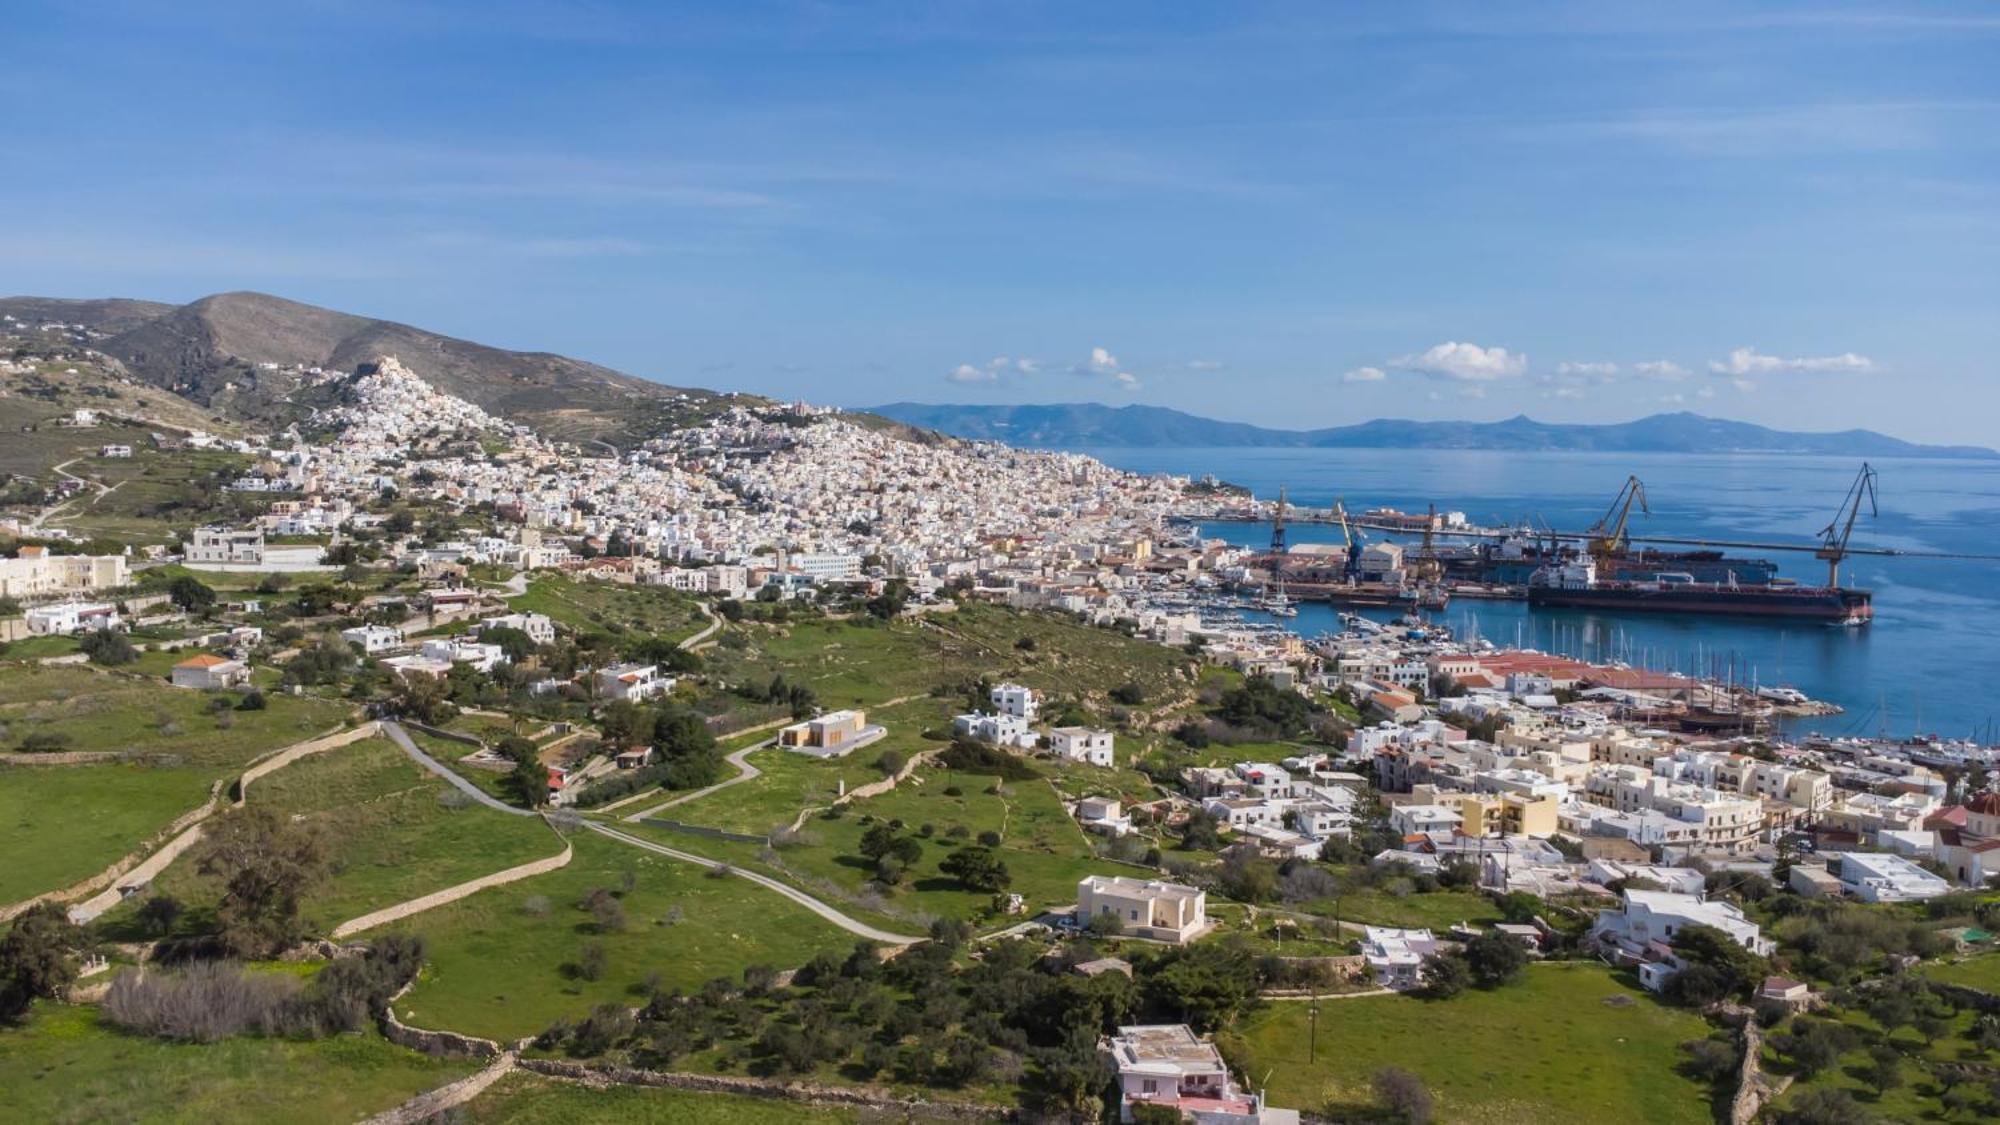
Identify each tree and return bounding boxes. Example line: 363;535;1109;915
79;628;137;666
1373;1066;1435;1124
1463;930;1528;987
939;846;1010;893
1862;1043;1902;1097
1420;952;1471;999
1773;1019;1852;1079
1680;1037;1738;1083
479;625;538;663
1086;911;1126;938
1668;923;1765;1002
195;805;330;957
510;759;551;808
1143;945;1259;1032
135;894;185;937
0;902;84;1022
859;823;897;860
1779;1088;1870;1125
167;575;217;615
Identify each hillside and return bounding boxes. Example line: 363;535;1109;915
0;292;736;447
866;402;1999;459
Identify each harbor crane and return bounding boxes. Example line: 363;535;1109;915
1816;463;1878;587
1270;486;1289;554
1586;475;1650;557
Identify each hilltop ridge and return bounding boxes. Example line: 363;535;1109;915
866;401;1998;459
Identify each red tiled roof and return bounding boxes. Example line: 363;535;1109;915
1968;793;2000;816
174;654;230;668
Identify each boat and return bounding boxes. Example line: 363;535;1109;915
1526;562;1872;623
1755;686;1809;705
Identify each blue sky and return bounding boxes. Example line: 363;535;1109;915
5;2;1998;442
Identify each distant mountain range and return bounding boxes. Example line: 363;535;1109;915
1;291;732;446
865;402;1997;459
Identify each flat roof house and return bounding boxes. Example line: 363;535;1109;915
1050;726;1115;767
595;662;671;703
1077;875;1212;944
1105;1024;1297;1125
778;709;881;758
1821;851;1953;903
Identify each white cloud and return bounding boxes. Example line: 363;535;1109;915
1392;341;1527;382
1659;393;1687;405
946;355;1041;385
1113;371;1142;391
1088;346;1119;373
1342;366;1386;383
1634;360;1689;379
1186;358;1225;371
1557;361;1619;378
1548;386;1586;400
1697;384;1716;399
1732;378;1758;392
1708;346;1876;376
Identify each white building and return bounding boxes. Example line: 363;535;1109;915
1077;875;1211;943
990;682;1039;721
1361;926;1440;991
1049;726;1114;767
478;612;556;646
417;638;508;673
1105;1024;1297;1125
954;711;1038;749
1077;796;1134;836
186;526;265;567
596;662;672;702
1820;851;1953;903
170;655;249;690
341;624;406;655
1592;890;1773;991
25;601;121;635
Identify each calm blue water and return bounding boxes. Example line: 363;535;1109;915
1084;447;2000;740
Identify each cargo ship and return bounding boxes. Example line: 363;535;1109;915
1526;561;1871;623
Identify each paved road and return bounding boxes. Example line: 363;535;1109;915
679;601;722;650
382;720;535;817
621;738;769;822
585;822;924;945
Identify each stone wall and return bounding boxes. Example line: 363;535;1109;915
330;837;572;938
515;1058;1012;1120
236;721;381;803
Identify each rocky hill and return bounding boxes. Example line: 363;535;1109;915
0;291;733;447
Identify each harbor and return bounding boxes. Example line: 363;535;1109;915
1100;445;2000;741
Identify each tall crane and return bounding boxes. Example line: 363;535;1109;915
1333;497;1361;577
1587;475;1649;558
1816;463;1878;588
1270;486;1289;555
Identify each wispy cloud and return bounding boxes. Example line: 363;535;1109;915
1708;346;1877;375
1341;366;1386;384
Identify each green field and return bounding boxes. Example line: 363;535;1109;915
1922;951;2000;994
709;602;1195;712
0;760;216;904
0;1003;472;1125
0;663;350;768
460;1071;864;1124
392;831;859;1041
649;754;1107;925
1230;964;1715;1124
508;575;704;640
94;735;562;935
652;700;945;836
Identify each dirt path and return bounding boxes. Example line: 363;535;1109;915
584;822;923;946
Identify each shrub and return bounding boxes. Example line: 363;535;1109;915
977;830;1002;847
1372;1066;1435;1125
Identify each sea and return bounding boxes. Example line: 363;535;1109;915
1077;447;2000;741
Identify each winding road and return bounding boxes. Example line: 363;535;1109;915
382;721;535;817
620;737;768;821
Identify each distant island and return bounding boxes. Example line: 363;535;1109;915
865;402;1999;459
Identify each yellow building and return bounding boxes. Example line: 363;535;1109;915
1453;793;1559;838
